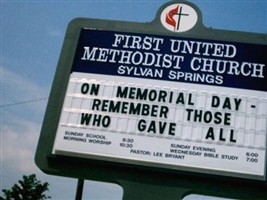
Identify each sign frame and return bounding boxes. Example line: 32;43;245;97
35;1;267;199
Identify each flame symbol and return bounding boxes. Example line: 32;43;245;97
165;5;179;30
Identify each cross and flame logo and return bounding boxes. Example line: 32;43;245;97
165;5;189;31
161;3;198;32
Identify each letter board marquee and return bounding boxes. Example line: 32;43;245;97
35;1;267;183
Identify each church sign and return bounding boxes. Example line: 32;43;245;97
36;1;267;183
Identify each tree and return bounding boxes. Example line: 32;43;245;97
1;174;51;200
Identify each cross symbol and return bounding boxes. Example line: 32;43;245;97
173;6;189;31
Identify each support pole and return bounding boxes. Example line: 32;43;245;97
75;179;84;200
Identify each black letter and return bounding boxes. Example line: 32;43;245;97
211;96;220;108
205;127;215;140
116;86;128;98
138;119;146;131
81;113;92;125
81;83;89;94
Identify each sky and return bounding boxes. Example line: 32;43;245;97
1;0;266;200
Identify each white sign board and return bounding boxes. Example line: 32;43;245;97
53;28;267;180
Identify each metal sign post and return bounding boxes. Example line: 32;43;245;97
75;179;84;200
35;1;267;199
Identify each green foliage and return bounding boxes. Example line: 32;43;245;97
1;174;50;200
